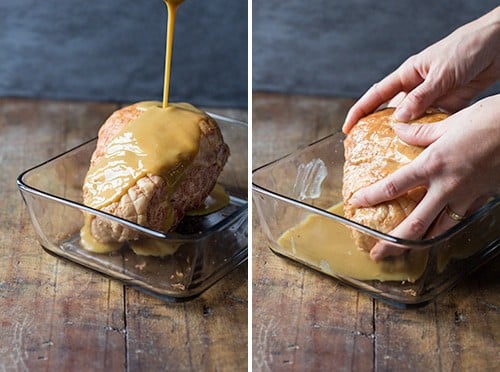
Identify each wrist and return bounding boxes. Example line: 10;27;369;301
478;6;500;39
470;7;500;79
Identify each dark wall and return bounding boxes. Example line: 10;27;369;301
253;0;499;98
0;0;247;108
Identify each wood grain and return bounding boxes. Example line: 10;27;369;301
0;98;247;371
252;92;500;372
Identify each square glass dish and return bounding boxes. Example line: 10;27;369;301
18;113;248;301
253;131;499;307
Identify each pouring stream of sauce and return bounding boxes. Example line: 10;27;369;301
162;0;185;108
81;0;229;255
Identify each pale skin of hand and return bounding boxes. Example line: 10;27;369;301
341;7;500;260
343;6;500;133
349;95;500;261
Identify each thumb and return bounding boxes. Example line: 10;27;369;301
392;121;446;147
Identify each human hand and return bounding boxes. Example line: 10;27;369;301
349;95;500;261
343;6;500;134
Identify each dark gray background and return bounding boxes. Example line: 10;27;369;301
2;1;498;106
253;0;499;99
0;0;247;108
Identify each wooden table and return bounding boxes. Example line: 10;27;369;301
0;98;247;371
252;92;500;371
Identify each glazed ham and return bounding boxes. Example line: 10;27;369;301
83;103;229;243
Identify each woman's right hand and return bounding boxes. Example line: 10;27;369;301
343;6;500;133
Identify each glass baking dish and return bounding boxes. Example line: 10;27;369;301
253;131;499;307
18;112;248;301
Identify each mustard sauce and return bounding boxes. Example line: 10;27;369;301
129;238;180;257
162;0;185;108
81;102;206;254
81;0;228;255
83;102;203;214
186;184;230;216
80;214;122;253
277;203;429;282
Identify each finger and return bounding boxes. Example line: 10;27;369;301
426;201;472;239
392;120;447;147
433;74;498;113
370;190;445;261
369;243;407;261
394;77;447;122
387;92;407;107
343;71;408;133
350;162;426;207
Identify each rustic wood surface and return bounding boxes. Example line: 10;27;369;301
0;98;248;371
252;92;500;372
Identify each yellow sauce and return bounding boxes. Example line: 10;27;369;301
82;214;180;256
186;184;230;216
84;102;203;215
277;203;429;282
80;0;227;256
129;238;180;257
80;214;122;253
81;102;207;254
162;0;186;108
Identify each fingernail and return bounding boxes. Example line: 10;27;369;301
349;193;362;207
342;116;352;133
394;106;411;122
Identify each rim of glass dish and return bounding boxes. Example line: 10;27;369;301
207;111;248;128
252;137;499;249
17;113;248;242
